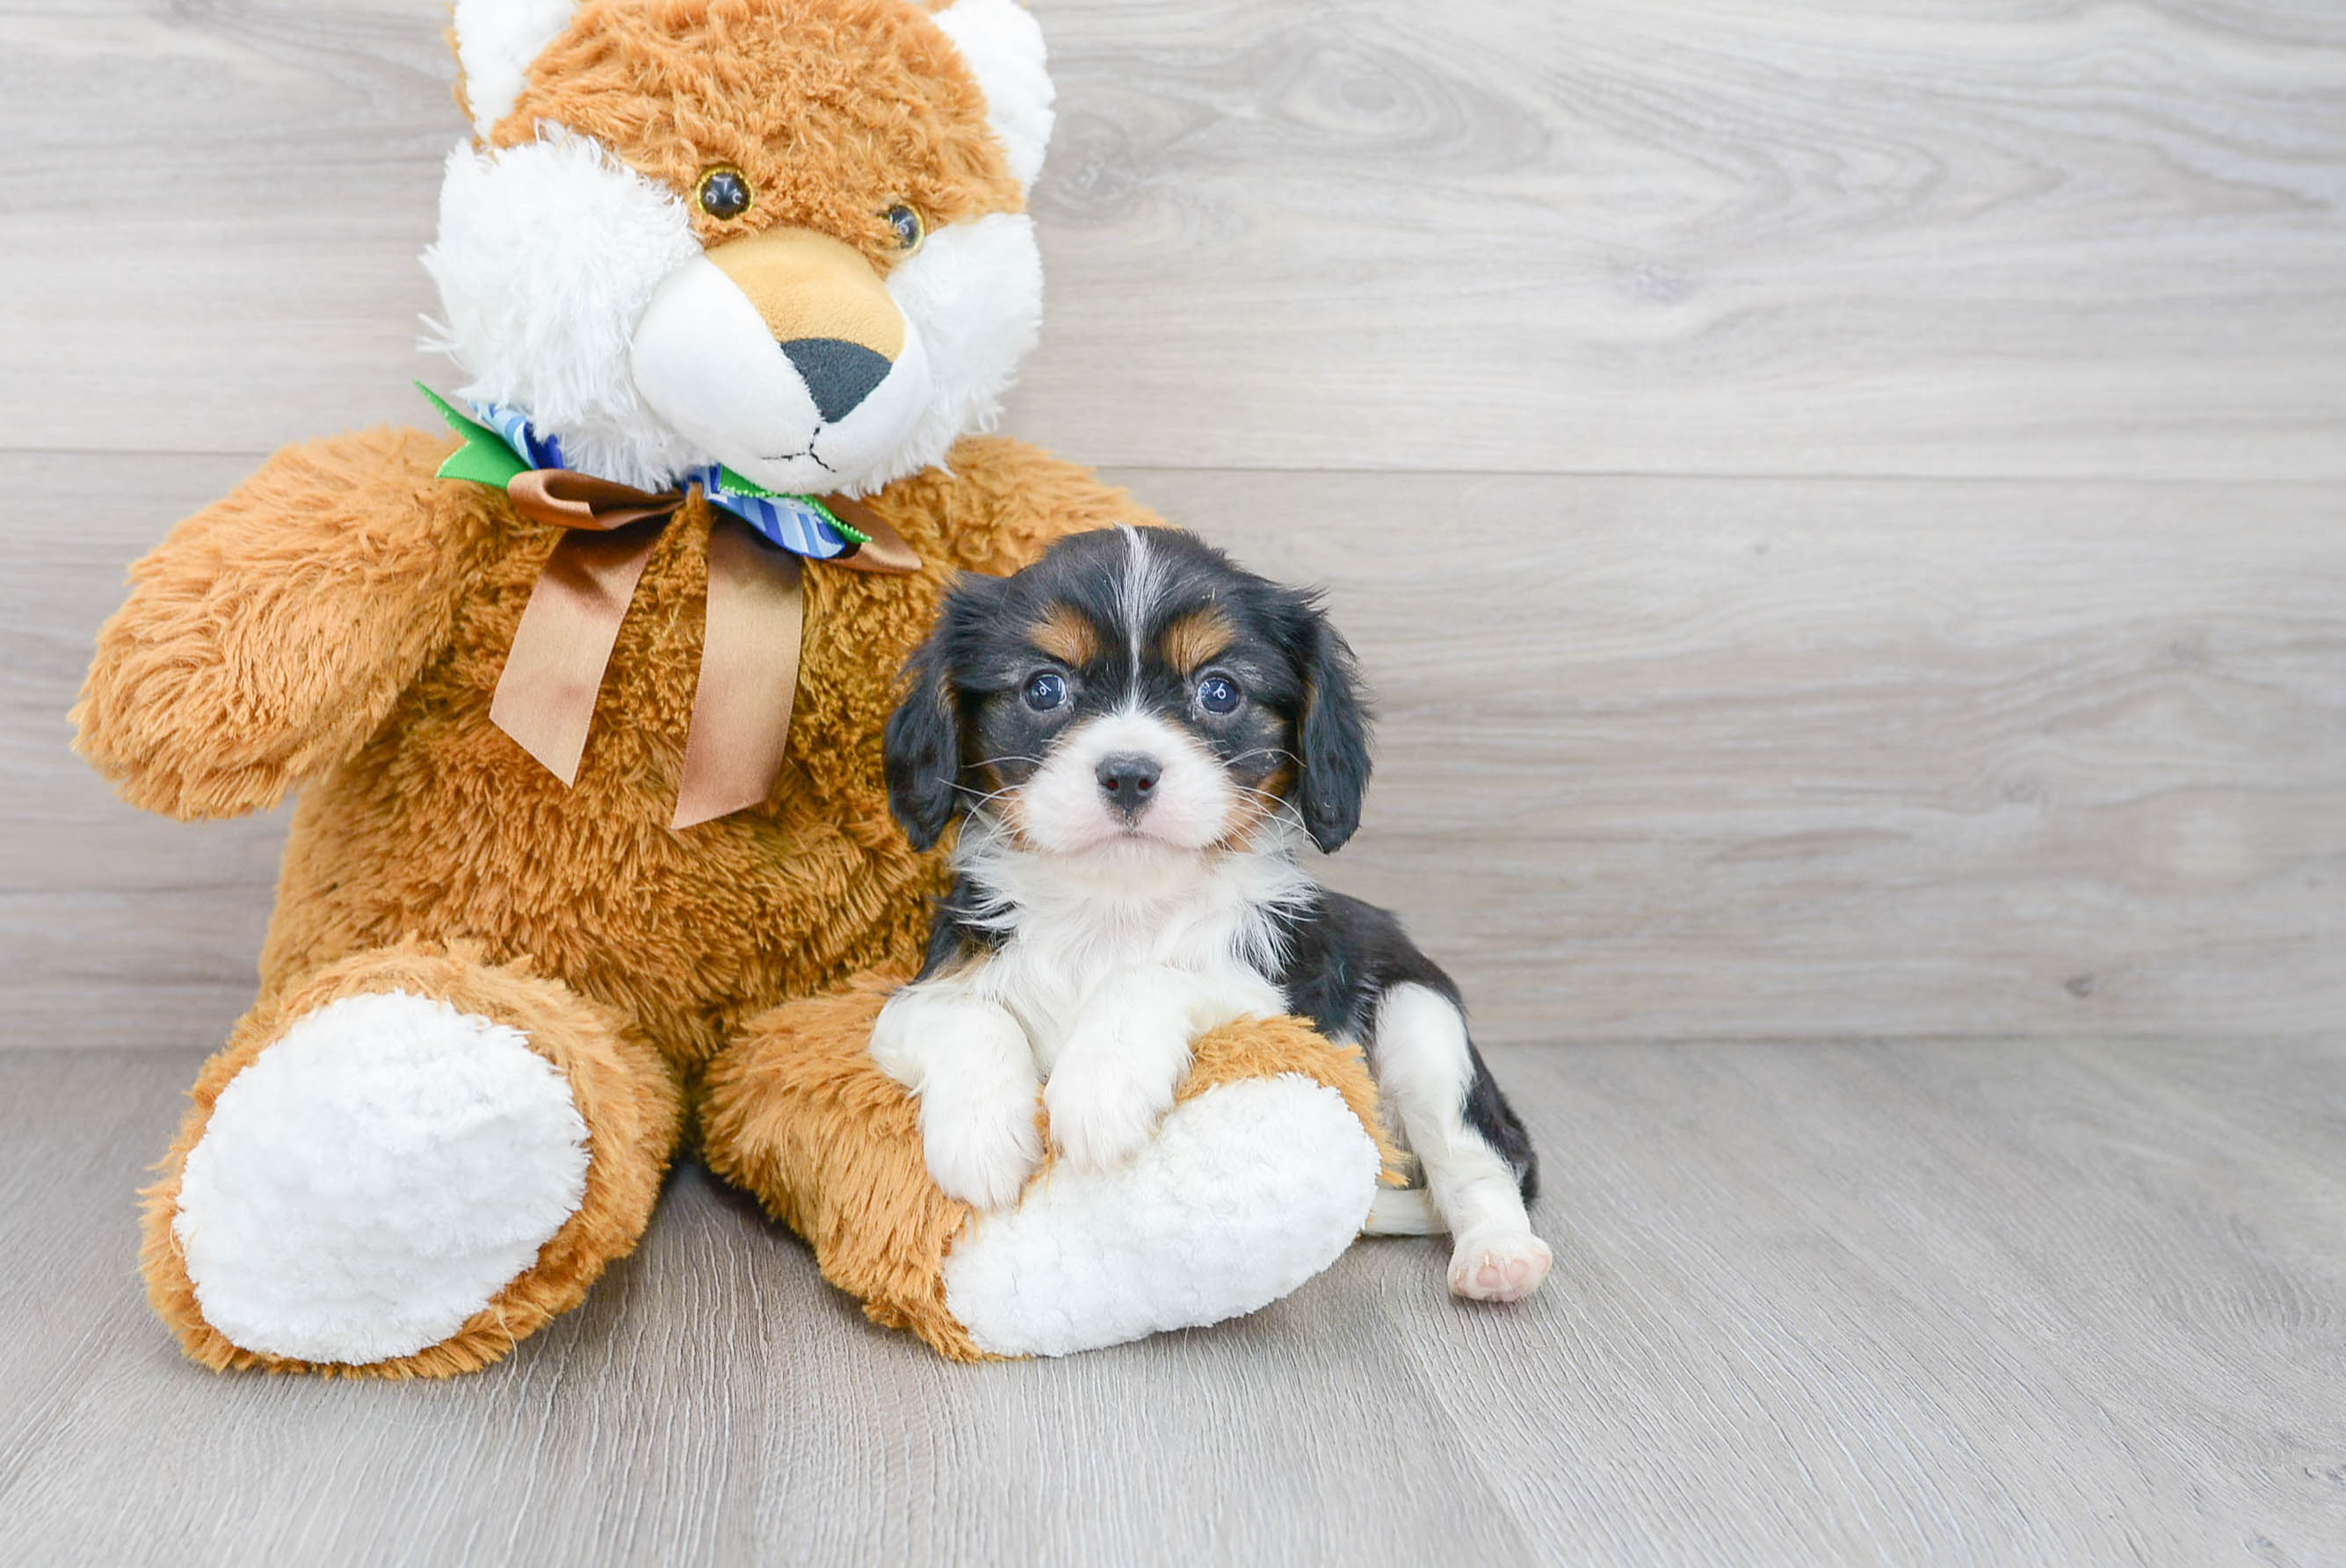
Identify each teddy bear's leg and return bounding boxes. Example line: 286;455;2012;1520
700;976;1393;1360
142;941;681;1377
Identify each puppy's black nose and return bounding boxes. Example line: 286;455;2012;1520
1096;753;1162;818
778;336;893;423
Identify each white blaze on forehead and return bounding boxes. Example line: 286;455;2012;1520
1116;524;1168;680
453;0;581;140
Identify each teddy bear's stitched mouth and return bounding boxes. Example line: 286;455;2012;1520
758;442;836;473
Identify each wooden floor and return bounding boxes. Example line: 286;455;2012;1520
2;0;2342;1563
5;1041;2343;1567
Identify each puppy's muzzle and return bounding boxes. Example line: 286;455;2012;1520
1095;752;1162;821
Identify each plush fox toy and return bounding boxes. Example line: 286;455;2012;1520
73;0;1390;1372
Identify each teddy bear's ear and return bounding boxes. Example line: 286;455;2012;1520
452;0;581;140
929;0;1056;193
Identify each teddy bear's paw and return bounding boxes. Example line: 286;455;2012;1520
172;991;590;1366
1446;1228;1553;1304
940;1073;1380;1357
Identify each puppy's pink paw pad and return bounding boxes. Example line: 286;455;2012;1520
1448;1231;1553;1304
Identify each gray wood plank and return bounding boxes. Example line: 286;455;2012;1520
1181;467;2346;1045
1;0;2341;478
4;1039;2342;1566
11;452;2340;1050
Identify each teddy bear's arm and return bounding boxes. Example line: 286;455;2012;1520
74;428;498;820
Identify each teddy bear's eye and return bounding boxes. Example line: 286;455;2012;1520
697;166;752;220
885;204;926;255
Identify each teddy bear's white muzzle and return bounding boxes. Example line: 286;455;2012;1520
631;252;933;497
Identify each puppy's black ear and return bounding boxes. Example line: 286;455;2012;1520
1293;608;1372;853
883;632;966;853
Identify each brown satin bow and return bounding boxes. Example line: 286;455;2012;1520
487;471;920;830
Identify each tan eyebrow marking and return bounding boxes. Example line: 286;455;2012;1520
1029;603;1098;667
1160;606;1236;673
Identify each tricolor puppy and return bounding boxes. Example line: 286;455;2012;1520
873;527;1552;1303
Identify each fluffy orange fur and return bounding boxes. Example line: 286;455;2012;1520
77;0;1393;1372
83;423;1355;1370
80;435;1149;1073
501;0;1020;262
75;428;504;820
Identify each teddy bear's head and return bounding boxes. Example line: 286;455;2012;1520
424;0;1053;499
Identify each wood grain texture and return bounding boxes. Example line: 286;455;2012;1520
0;0;2342;477
4;1041;2342;1567
1184;468;2346;1044
11;452;2339;1050
6;4;2342;1559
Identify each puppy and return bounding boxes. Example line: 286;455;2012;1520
871;526;1551;1303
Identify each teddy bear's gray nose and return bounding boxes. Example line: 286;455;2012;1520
779;337;893;424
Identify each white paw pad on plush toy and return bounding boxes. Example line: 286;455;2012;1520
943;1077;1383;1358
173;992;590;1364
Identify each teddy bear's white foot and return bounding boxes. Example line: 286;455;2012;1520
940;1073;1382;1357
172;990;590;1365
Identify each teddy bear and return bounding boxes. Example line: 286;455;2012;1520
71;0;1392;1373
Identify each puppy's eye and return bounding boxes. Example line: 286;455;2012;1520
1023;671;1068;712
885;203;926;255
1196;673;1243;715
698;166;752;220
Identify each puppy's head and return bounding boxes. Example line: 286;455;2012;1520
885;527;1371;859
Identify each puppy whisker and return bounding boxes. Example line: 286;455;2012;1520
951;754;1048;813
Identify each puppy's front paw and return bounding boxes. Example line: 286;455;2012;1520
1447;1228;1553;1304
1044;1049;1180;1173
920;1082;1043;1210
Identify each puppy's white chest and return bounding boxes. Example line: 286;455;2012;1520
981;898;1285;1073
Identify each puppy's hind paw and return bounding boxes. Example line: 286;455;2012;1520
1447;1229;1553;1304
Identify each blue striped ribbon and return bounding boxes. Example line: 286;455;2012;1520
473;402;855;561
